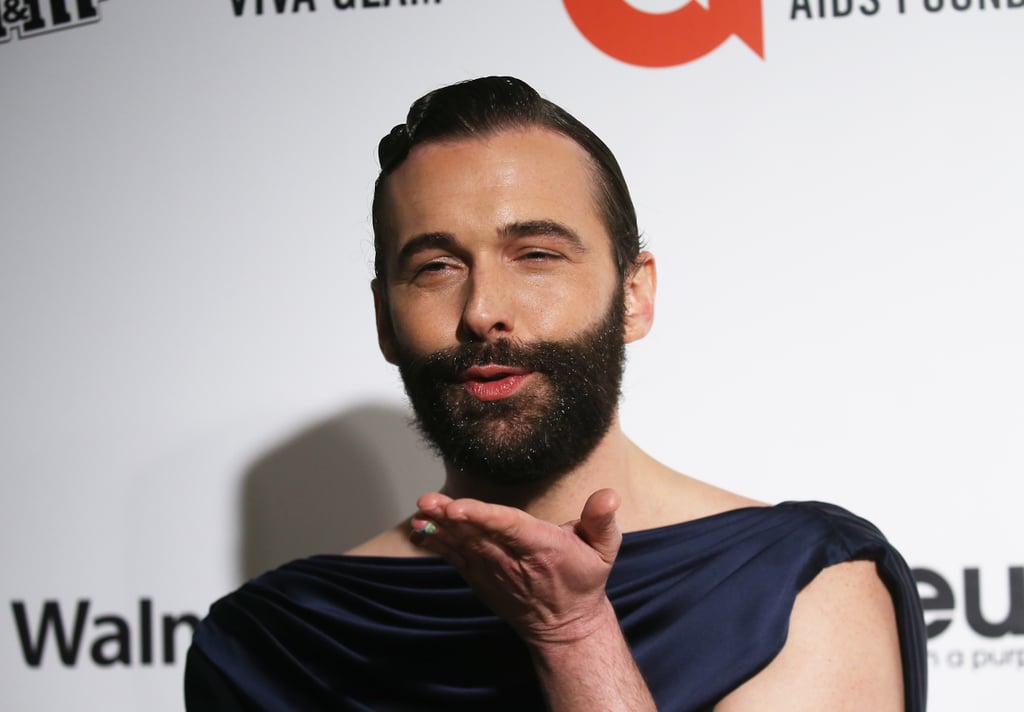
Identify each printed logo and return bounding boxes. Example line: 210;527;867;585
915;566;1024;673
0;0;106;44
11;598;200;668
230;0;441;17
789;0;1024;18
563;0;764;67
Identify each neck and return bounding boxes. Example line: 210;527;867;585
440;415;651;528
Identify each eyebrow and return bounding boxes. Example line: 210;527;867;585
498;220;588;253
395;219;588;270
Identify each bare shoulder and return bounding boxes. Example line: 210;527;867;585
684;478;765;517
345;521;429;557
715;560;904;711
642;465;766;528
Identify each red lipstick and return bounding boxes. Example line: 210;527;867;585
459;365;533;401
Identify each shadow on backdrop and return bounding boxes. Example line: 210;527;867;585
238;402;441;582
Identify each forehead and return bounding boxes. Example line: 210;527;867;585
379;128;609;254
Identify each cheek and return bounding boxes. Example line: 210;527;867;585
388;296;460;352
521;287;575;332
528;290;616;344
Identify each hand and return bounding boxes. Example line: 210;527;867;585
410;489;623;647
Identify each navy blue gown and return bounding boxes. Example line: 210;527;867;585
186;501;927;711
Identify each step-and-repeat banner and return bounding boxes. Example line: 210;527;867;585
2;1;1021;709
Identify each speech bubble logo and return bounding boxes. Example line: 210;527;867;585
564;0;764;67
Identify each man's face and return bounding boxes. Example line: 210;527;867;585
373;128;629;484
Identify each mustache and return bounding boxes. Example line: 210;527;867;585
395;306;626;387
397;333;602;385
400;338;569;381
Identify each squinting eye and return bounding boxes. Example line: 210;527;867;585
413;259;458;279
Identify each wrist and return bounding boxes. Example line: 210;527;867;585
525;596;622;657
525;597;657;712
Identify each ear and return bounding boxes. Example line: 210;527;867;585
623;251;656;344
372;278;399;364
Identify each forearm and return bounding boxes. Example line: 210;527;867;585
527;597;657;712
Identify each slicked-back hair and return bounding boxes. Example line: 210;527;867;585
371;76;641;284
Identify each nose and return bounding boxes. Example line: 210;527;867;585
457;264;516;343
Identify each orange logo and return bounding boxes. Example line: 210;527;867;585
563;0;764;67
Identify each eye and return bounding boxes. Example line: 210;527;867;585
411;256;462;283
520;249;562;262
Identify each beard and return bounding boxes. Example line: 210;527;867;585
395;294;626;486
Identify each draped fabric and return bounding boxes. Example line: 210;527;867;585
186;501;926;711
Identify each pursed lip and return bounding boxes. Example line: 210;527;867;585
457;364;532;382
457;365;534;401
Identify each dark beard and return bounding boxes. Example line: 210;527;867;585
395;295;626;485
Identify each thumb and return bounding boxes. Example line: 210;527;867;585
577;488;622;565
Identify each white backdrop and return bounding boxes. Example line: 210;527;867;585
2;1;1021;709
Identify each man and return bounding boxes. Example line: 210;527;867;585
186;77;926;711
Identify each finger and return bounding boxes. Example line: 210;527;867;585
443;498;530;550
577;488;622;564
409;511;502;563
416;491;454;518
412;504;511;558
